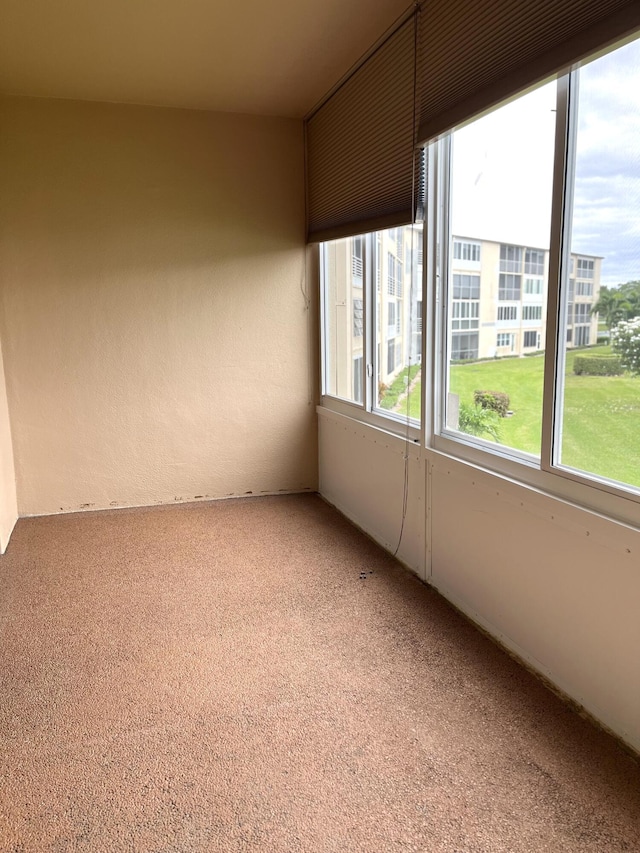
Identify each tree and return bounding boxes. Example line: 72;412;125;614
611;317;640;375
591;281;640;330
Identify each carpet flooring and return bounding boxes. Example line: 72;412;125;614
0;494;638;852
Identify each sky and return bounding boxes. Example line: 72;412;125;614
451;36;640;289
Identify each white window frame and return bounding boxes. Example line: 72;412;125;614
428;60;640;528
320;229;422;441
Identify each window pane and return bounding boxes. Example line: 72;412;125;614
444;82;556;453
556;36;640;490
376;223;423;420
322;236;365;404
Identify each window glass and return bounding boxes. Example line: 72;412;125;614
322;236;365;404
555;37;640;489
445;81;556;454
376;223;423;419
321;223;423;423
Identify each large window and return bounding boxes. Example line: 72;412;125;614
443;80;556;457
436;32;640;503
322;223;423;427
554;36;640;492
320;30;640;511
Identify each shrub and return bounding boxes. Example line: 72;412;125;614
458;403;500;442
473;389;510;417
611;318;640;375
573;356;623;376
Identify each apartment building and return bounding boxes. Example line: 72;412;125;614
451;237;601;360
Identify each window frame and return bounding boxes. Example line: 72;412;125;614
319;228;423;442
429;62;640;526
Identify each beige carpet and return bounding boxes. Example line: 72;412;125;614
0;494;638;852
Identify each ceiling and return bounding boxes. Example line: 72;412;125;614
0;0;410;118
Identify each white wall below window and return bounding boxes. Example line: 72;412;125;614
319;406;640;753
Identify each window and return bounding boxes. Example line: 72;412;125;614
496;333;515;349
321;31;640;512
321;223;423;427
387;252;396;295
576;257;594;279
452;274;480;299
353;298;363;337
497;305;518;321
576;280;593;296
451;333;478;361
573;303;591;322
453;240;481;262
436;32;640;504
524;249;545;275
573;326;591;347
352;237;364;284
353;356;363;404
522;305;543;321
498;274;521;301
452;300;479;330
387;338;396;373
443;80;556;456
321;237;366;404
500;244;522;273
387;301;401;335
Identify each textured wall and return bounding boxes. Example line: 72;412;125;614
0;96;317;516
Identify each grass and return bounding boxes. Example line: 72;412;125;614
391;345;640;488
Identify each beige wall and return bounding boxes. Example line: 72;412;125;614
0;337;17;550
0;96;317;516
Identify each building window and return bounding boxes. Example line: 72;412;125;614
352;236;364;284
573;326;591;347
497;305;518;321
523;331;538;348
387;252;396;296
500;244;522;273
524;249;545;275
452;300;479;330
573;303;591;322
353;298;363;337
522;305;543;321
453;240;481;262
451;332;479;361
387;338;396;373
499;274;521;301
576;280;593;296
576;257;594;279
353;356;363;404
496;333;515;349
524;277;543;295
452;274;480;299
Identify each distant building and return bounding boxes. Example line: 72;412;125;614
450;237;602;360
324;231;601;404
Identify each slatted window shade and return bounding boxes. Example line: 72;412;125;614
417;0;640;143
305;14;418;243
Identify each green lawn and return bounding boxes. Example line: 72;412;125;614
393;346;640;488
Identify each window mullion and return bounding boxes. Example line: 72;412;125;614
541;72;575;473
364;232;375;413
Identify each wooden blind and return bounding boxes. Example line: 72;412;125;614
305;13;418;243
417;0;640;143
